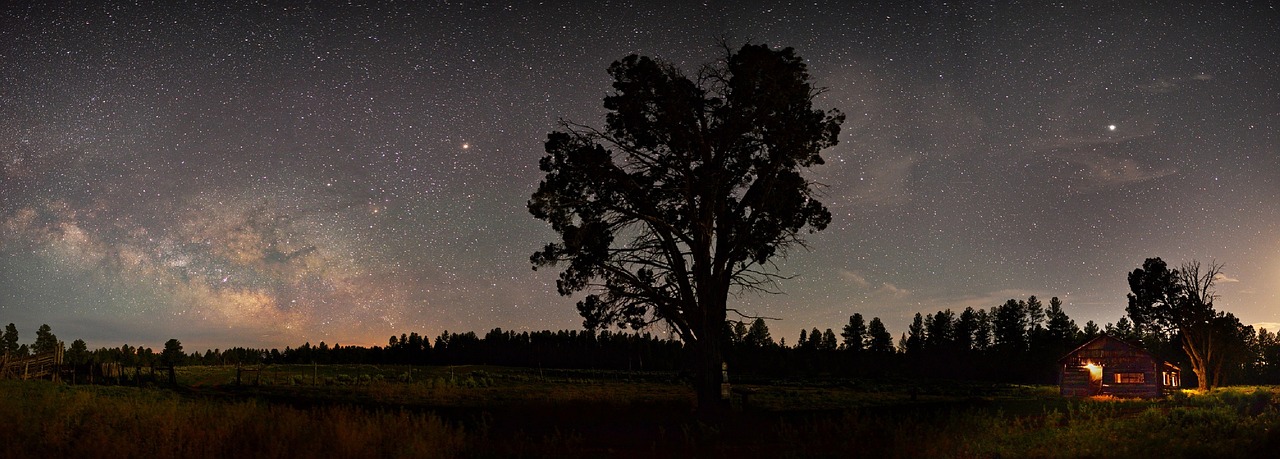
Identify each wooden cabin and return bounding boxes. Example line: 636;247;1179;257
1059;334;1180;398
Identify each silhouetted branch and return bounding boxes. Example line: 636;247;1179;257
727;308;782;321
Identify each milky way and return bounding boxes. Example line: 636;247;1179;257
2;2;1278;350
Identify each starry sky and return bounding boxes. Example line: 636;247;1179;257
2;1;1277;351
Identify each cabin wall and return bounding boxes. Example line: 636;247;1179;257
1098;363;1160;398
1060;336;1168;398
1059;366;1096;397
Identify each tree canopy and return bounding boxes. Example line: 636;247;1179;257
161;339;185;367
1126;258;1251;389
1;323;17;356
529;43;842;411
32;324;58;355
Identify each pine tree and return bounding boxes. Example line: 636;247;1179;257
924;309;956;351
993;299;1028;352
744;318;773;348
905;313;925;355
32;324;57;355
840;313;867;351
955;307;979;351
807;327;823;351
1044;296;1079;344
867;317;894;353
973;309;993;351
1;323;17;356
820;329;838;351
1025;296;1046;332
1082;320;1100;338
161;339;185;367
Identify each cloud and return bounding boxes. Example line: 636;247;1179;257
877;282;910;298
839;269;910;297
1135;73;1214;94
1028;122;1177;192
1213;272;1240;283
1066;153;1178;189
1137;79;1180;94
839;269;872;288
1252;322;1280;332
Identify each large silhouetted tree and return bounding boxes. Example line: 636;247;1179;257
1126;258;1249;389
529;43;842;413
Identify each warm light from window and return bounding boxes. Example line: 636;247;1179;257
1083;362;1102;380
1115;372;1145;384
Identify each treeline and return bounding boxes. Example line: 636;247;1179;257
724;296;1091;383
729;294;1278;387
2;324;688;373
8;292;1280;386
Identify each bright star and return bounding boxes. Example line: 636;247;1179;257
1107;124;1117;131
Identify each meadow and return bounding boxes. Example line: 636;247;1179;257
3;365;1280;458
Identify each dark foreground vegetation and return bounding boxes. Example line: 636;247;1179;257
5;366;1280;458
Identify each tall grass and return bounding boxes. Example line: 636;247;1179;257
7;375;1280;458
0;380;463;459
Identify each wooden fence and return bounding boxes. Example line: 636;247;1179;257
1;342;65;382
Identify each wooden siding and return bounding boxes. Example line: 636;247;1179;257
1059;335;1177;398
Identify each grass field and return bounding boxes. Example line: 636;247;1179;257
4;365;1280;457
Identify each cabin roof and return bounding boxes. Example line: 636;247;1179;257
1058;334;1161;364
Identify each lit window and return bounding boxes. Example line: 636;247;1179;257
1115;372;1145;384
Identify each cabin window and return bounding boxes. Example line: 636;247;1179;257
1115;372;1145;384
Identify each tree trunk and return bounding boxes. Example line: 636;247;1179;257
1182;334;1212;391
693;333;727;418
693;284;730;418
1193;366;1209;391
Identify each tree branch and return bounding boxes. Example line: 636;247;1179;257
726;308;782;321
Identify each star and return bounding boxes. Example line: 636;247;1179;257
0;0;1275;351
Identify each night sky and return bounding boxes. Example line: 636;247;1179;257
2;1;1277;351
